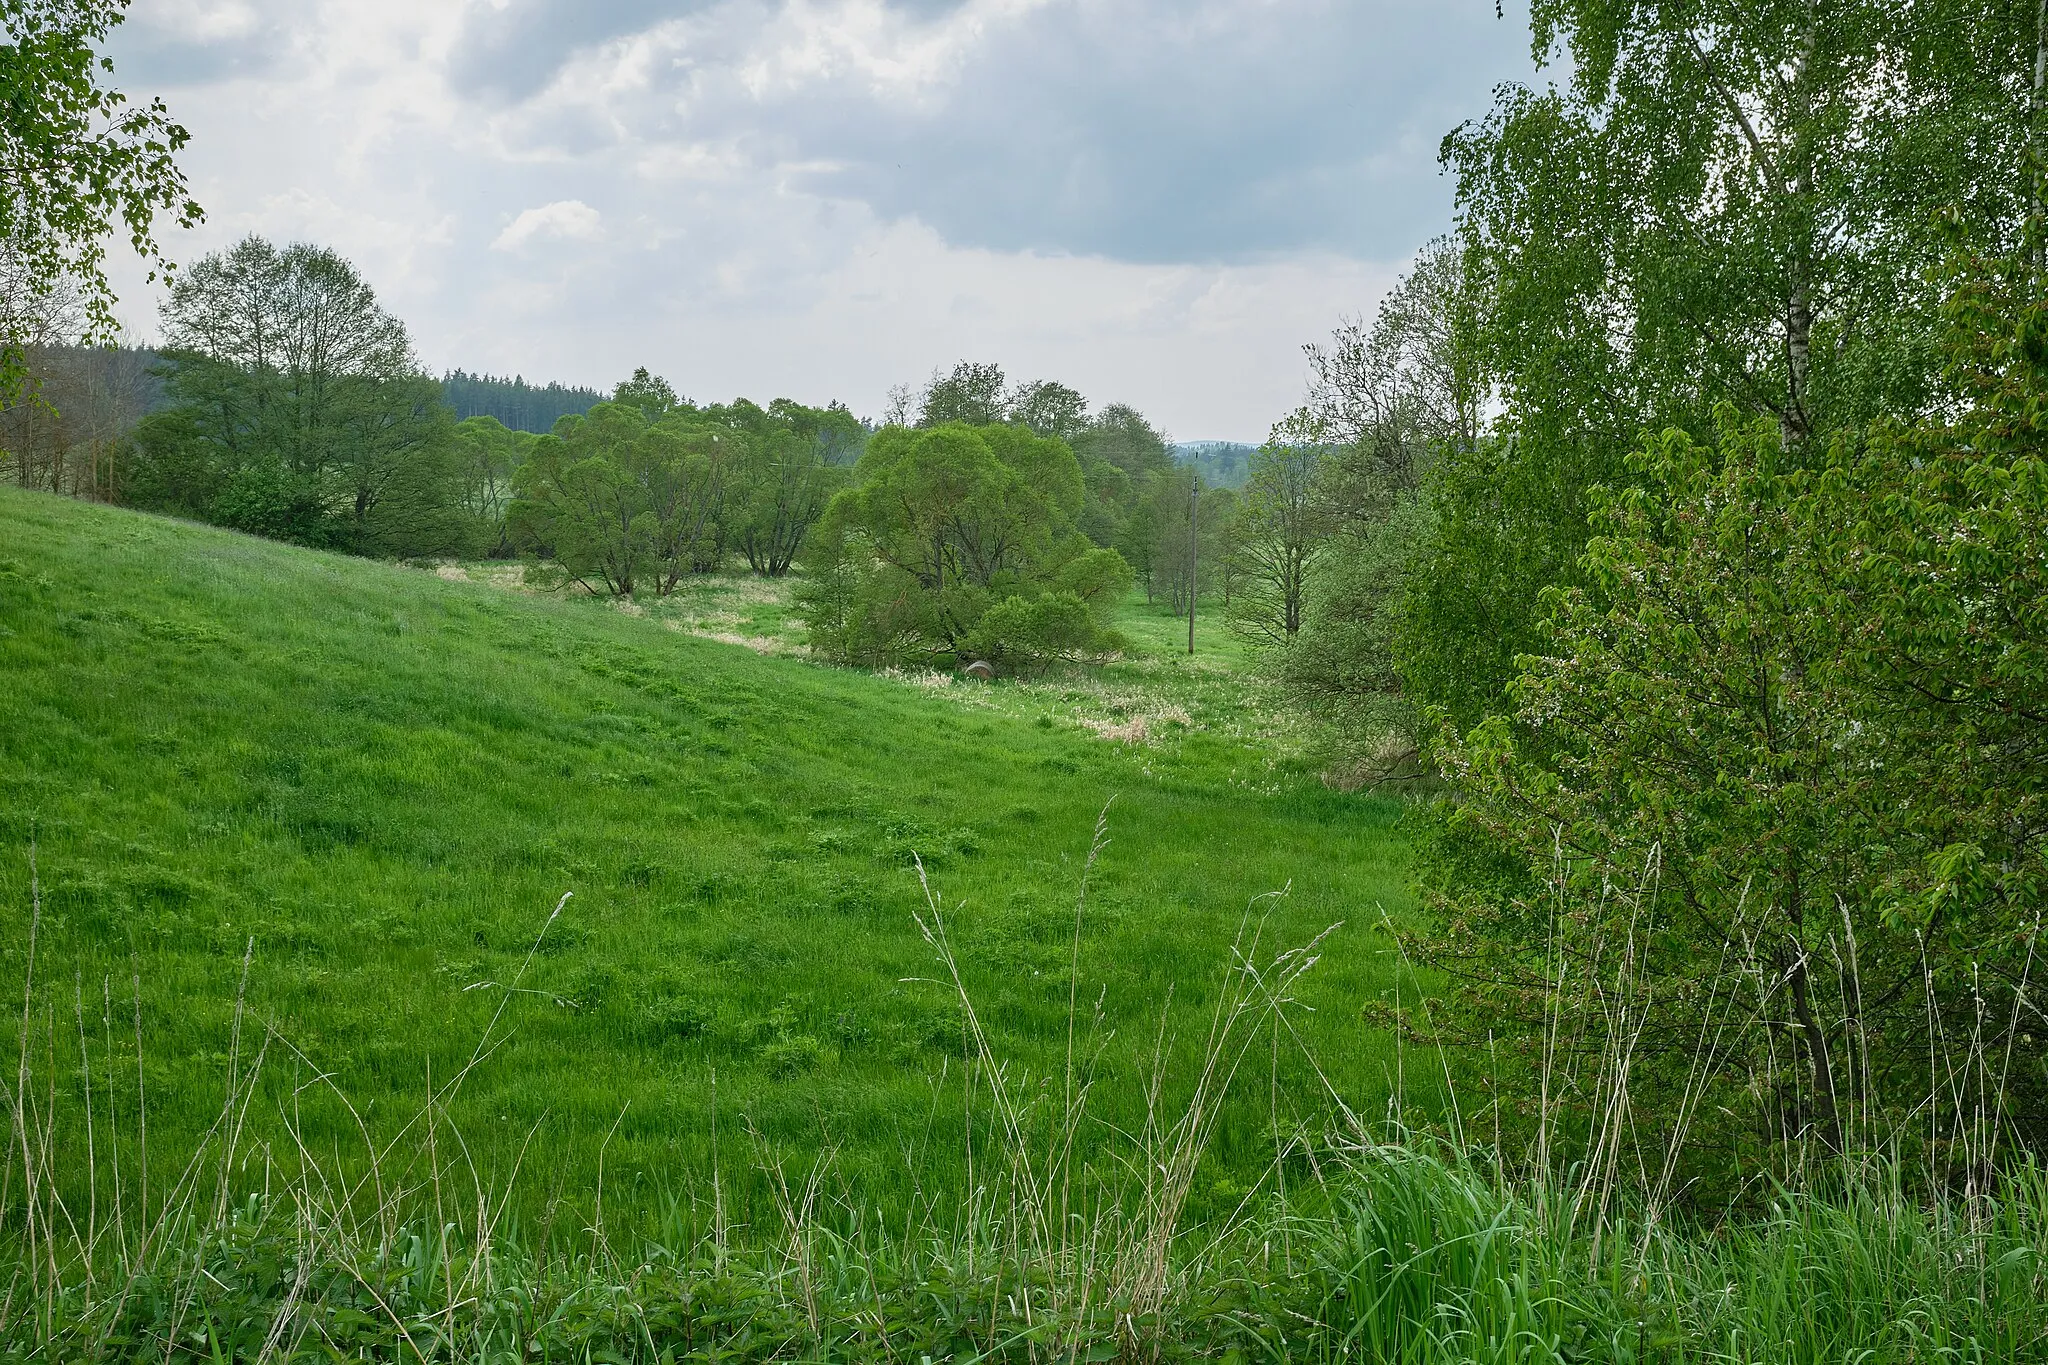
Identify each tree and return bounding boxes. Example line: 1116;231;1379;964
1132;468;1231;620
612;366;681;417
328;373;464;559
1;340;152;497
1421;416;1873;1179
1276;492;1434;778
0;240;85;439
1816;213;2048;1002
1076;453;1133;551
838;422;1080;594
1277;244;1480;767
1301;240;1477;502
799;420;1129;669
0;0;201;402
1074;402;1173;480
726;426;842;576
509;401;727;596
509;411;650;597
1418;221;2048;1181
1412;0;2048;732
128;236;466;557
645;420;732;582
449;415;535;557
767;397;867;466
1226;437;1327;647
679;395;864;573
917;361;1008;427
442;371;600;432
1007;379;1090;442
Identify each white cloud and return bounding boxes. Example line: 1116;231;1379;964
492;200;607;251
103;0;1542;440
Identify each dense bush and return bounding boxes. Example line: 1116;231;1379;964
797;420;1132;671
122;237;480;559
1415;230;2048;1180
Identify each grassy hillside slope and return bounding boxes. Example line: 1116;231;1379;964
0;486;1410;1231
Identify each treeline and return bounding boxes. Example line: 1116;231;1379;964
0;234;870;567
797;361;1269;670
442;369;601;433
502;369;867;584
1174;441;1254;489
1263;2;2048;1196
0;344;160;501
808;362;1375;670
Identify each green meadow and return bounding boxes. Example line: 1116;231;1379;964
0;484;1411;1234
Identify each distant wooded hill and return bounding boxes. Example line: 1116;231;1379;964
442;370;602;432
1173;442;1255;489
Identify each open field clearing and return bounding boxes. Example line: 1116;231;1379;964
0;486;1413;1239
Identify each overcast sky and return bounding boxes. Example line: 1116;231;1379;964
105;1;1539;442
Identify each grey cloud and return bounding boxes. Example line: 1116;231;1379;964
447;0;976;102
449;0;743;102
105;13;296;89
798;2;1533;261
485;0;1535;263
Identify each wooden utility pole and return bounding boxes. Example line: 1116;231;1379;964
1187;470;1199;655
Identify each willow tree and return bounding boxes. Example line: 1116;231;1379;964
799;421;1130;669
509;402;730;596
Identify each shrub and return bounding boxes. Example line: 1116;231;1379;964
797;421;1132;669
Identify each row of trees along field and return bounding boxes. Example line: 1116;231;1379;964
0;233;867;567
1238;0;2048;1196
798;360;1244;670
4;237;1280;675
441;368;601;432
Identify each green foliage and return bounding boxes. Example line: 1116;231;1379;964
509;400;728;595
0;0;201;401
1410;0;2043;731
801;421;1131;669
1130;469;1231;618
440;368;600;432
1395;432;1589;739
891;365;1173;556
1817;219;2048;936
724;425;844;576
1424;415;1886;1170
681;394;864;573
960;590;1116;673
448;414;533;556
1418;230;2048;1168
1279;490;1432;773
612;364;681;417
120;236;473;558
1007;377;1090;442
1271;243;1476;764
1074;401;1174;482
1175;441;1255;489
916;360;1008;427
1226;438;1326;647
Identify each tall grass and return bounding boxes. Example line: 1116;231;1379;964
6;828;2048;1361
